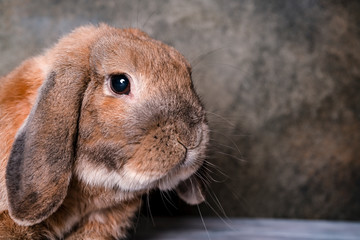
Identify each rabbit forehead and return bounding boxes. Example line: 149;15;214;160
90;33;191;84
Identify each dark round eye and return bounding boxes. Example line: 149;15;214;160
109;74;131;95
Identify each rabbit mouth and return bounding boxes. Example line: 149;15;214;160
74;123;208;193
116;133;207;192
156;123;209;191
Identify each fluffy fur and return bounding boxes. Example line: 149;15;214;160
0;24;209;239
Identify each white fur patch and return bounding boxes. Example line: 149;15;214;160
74;158;156;192
122;166;156;188
183;148;198;166
75;123;209;193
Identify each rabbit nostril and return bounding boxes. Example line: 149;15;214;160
176;139;188;164
194;127;204;148
182;125;204;150
177;139;188;151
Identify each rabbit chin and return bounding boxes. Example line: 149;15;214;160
73;153;202;193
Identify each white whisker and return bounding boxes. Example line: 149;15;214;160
191;48;225;70
208;130;243;156
204;201;234;231
205;111;235;127
159;191;174;215
161;191;177;209
209;140;240;151
146;191;155;226
197;205;211;240
209;151;246;163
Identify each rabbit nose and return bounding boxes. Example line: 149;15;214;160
176;121;204;150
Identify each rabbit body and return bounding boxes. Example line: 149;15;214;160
0;24;208;239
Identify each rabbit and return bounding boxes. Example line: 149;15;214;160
0;24;209;239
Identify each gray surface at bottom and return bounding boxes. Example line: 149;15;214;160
130;218;360;240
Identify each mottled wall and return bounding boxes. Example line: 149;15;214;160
1;0;360;220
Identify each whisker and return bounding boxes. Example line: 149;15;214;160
204;201;234;231
203;160;220;169
164;190;177;208
146;191;155;226
142;9;160;30
191;48;225;70
204;160;229;175
197;173;232;227
197;205;211;240
210;151;246;163
133;197;143;233
205;111;235;127
199;163;229;181
162;190;177;209
199;61;250;74
207;115;241;122
159;191;174;215
197;172;222;187
207;189;227;218
136;0;140;29
210;141;240;152
200;172;227;218
208;131;244;158
208;131;250;137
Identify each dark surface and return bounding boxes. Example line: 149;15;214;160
130;217;360;240
1;0;360;219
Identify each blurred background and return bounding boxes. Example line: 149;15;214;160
1;0;360;220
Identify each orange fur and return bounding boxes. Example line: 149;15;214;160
0;24;208;239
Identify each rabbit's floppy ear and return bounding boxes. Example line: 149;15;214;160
176;175;205;205
6;67;90;226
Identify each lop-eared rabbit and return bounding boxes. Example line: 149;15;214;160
0;24;208;239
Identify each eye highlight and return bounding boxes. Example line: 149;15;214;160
109;74;131;95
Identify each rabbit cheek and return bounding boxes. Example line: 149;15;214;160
123;128;187;187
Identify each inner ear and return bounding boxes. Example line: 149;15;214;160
175;175;205;205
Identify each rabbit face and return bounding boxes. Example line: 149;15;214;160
74;30;209;192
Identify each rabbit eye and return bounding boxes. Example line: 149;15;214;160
109;74;131;95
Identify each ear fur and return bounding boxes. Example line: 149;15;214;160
6;69;89;226
5;25;100;226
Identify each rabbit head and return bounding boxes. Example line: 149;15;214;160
5;24;209;226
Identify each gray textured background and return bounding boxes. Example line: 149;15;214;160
1;0;360;220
